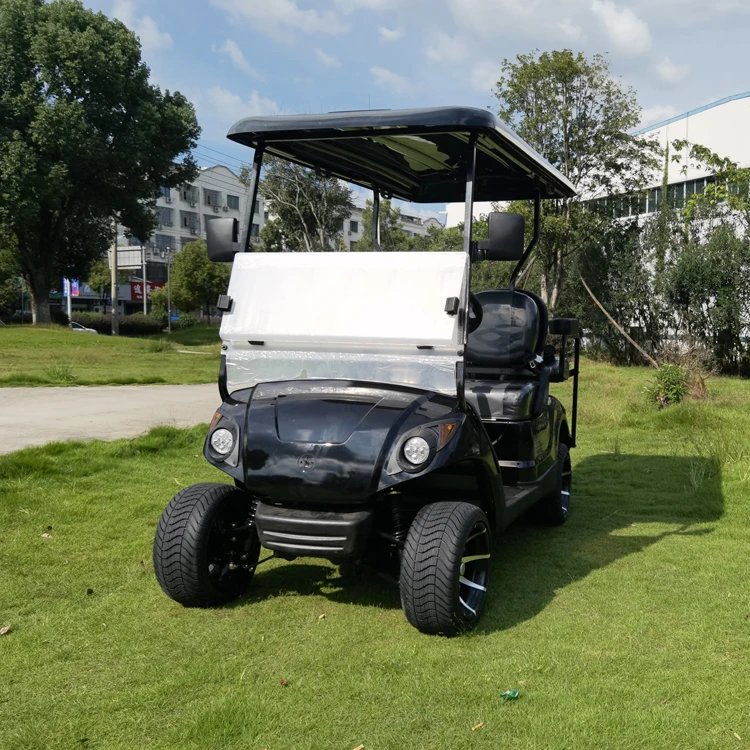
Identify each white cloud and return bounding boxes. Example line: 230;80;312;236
470;60;500;94
378;25;404;41
295;77;313;84
370;66;413;96
202;86;280;125
215;39;263;80
209;0;347;41
558;18;583;41
591;0;651;55
314;48;341;68
424;30;467;64
639;103;679;128
654;56;689;85
334;0;397;9
112;0;172;56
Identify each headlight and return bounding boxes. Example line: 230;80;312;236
403;436;430;466
210;428;234;456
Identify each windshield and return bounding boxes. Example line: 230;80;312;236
222;251;468;394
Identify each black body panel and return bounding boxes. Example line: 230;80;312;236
254;502;373;559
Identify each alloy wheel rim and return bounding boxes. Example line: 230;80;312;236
458;520;490;618
560;453;572;515
206;499;256;589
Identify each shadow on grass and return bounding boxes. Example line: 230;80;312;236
479;453;723;633
236;454;723;629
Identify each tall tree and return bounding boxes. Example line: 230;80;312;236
242;157;353;251
168;239;230;322
0;0;200;322
493;49;659;312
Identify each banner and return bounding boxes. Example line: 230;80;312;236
130;281;165;301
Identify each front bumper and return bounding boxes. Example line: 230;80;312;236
254;502;373;560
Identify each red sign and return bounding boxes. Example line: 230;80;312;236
130;281;165;301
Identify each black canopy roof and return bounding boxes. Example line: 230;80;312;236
227;107;576;203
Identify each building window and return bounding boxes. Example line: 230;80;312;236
226;194;240;211
180;236;194;249
182;185;198;203
264;211;269;221
160;186;171;199
154;234;173;250
156;207;173;226
350;220;358;233
204;188;221;206
180;211;200;231
250;223;260;237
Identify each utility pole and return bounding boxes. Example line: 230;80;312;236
141;244;148;315
110;221;119;335
65;278;72;322
166;247;172;334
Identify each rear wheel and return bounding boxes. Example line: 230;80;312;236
153;483;260;607
534;443;571;526
399;501;491;636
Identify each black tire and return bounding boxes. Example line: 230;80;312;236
153;482;260;607
399;501;491;636
534;442;572;526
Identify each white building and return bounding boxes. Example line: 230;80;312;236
340;195;443;250
588;92;750;217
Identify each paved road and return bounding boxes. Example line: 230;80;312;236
0;384;221;454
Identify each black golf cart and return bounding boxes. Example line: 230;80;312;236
153;107;581;636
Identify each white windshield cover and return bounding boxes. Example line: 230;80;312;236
221;251;468;394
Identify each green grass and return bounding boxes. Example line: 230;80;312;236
0;325;220;386
1;361;749;749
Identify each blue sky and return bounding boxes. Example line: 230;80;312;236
85;0;750;208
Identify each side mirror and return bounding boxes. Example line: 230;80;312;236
207;218;240;262
476;212;525;261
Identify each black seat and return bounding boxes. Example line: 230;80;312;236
465;289;549;421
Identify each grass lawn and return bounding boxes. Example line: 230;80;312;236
0;325;220;386
1;361;749;749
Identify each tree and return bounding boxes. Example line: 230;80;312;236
494;49;659;313
84;255;128;299
658;141;750;373
260;217;300;252
0;0;200;323
353;198;410;251
169;239;230;322
242;157;353;251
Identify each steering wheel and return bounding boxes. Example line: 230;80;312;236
468;293;483;334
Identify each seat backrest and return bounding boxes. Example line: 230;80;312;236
466;288;548;368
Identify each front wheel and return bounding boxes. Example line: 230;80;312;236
399;501;491;636
153;483;260;607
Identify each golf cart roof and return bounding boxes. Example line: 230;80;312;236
227;106;576;203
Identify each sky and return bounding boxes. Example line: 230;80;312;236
85;0;750;216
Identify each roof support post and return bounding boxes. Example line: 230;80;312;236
372;189;382;251
510;189;541;289
241;143;264;252
456;134;477;410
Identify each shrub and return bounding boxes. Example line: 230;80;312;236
143;339;176;353
644;363;688;409
172;313;198;330
118;313;163;337
44;363;77;383
71;312;111;334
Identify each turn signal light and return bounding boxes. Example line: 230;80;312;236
439;422;457;447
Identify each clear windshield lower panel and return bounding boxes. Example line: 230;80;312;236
225;349;458;395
